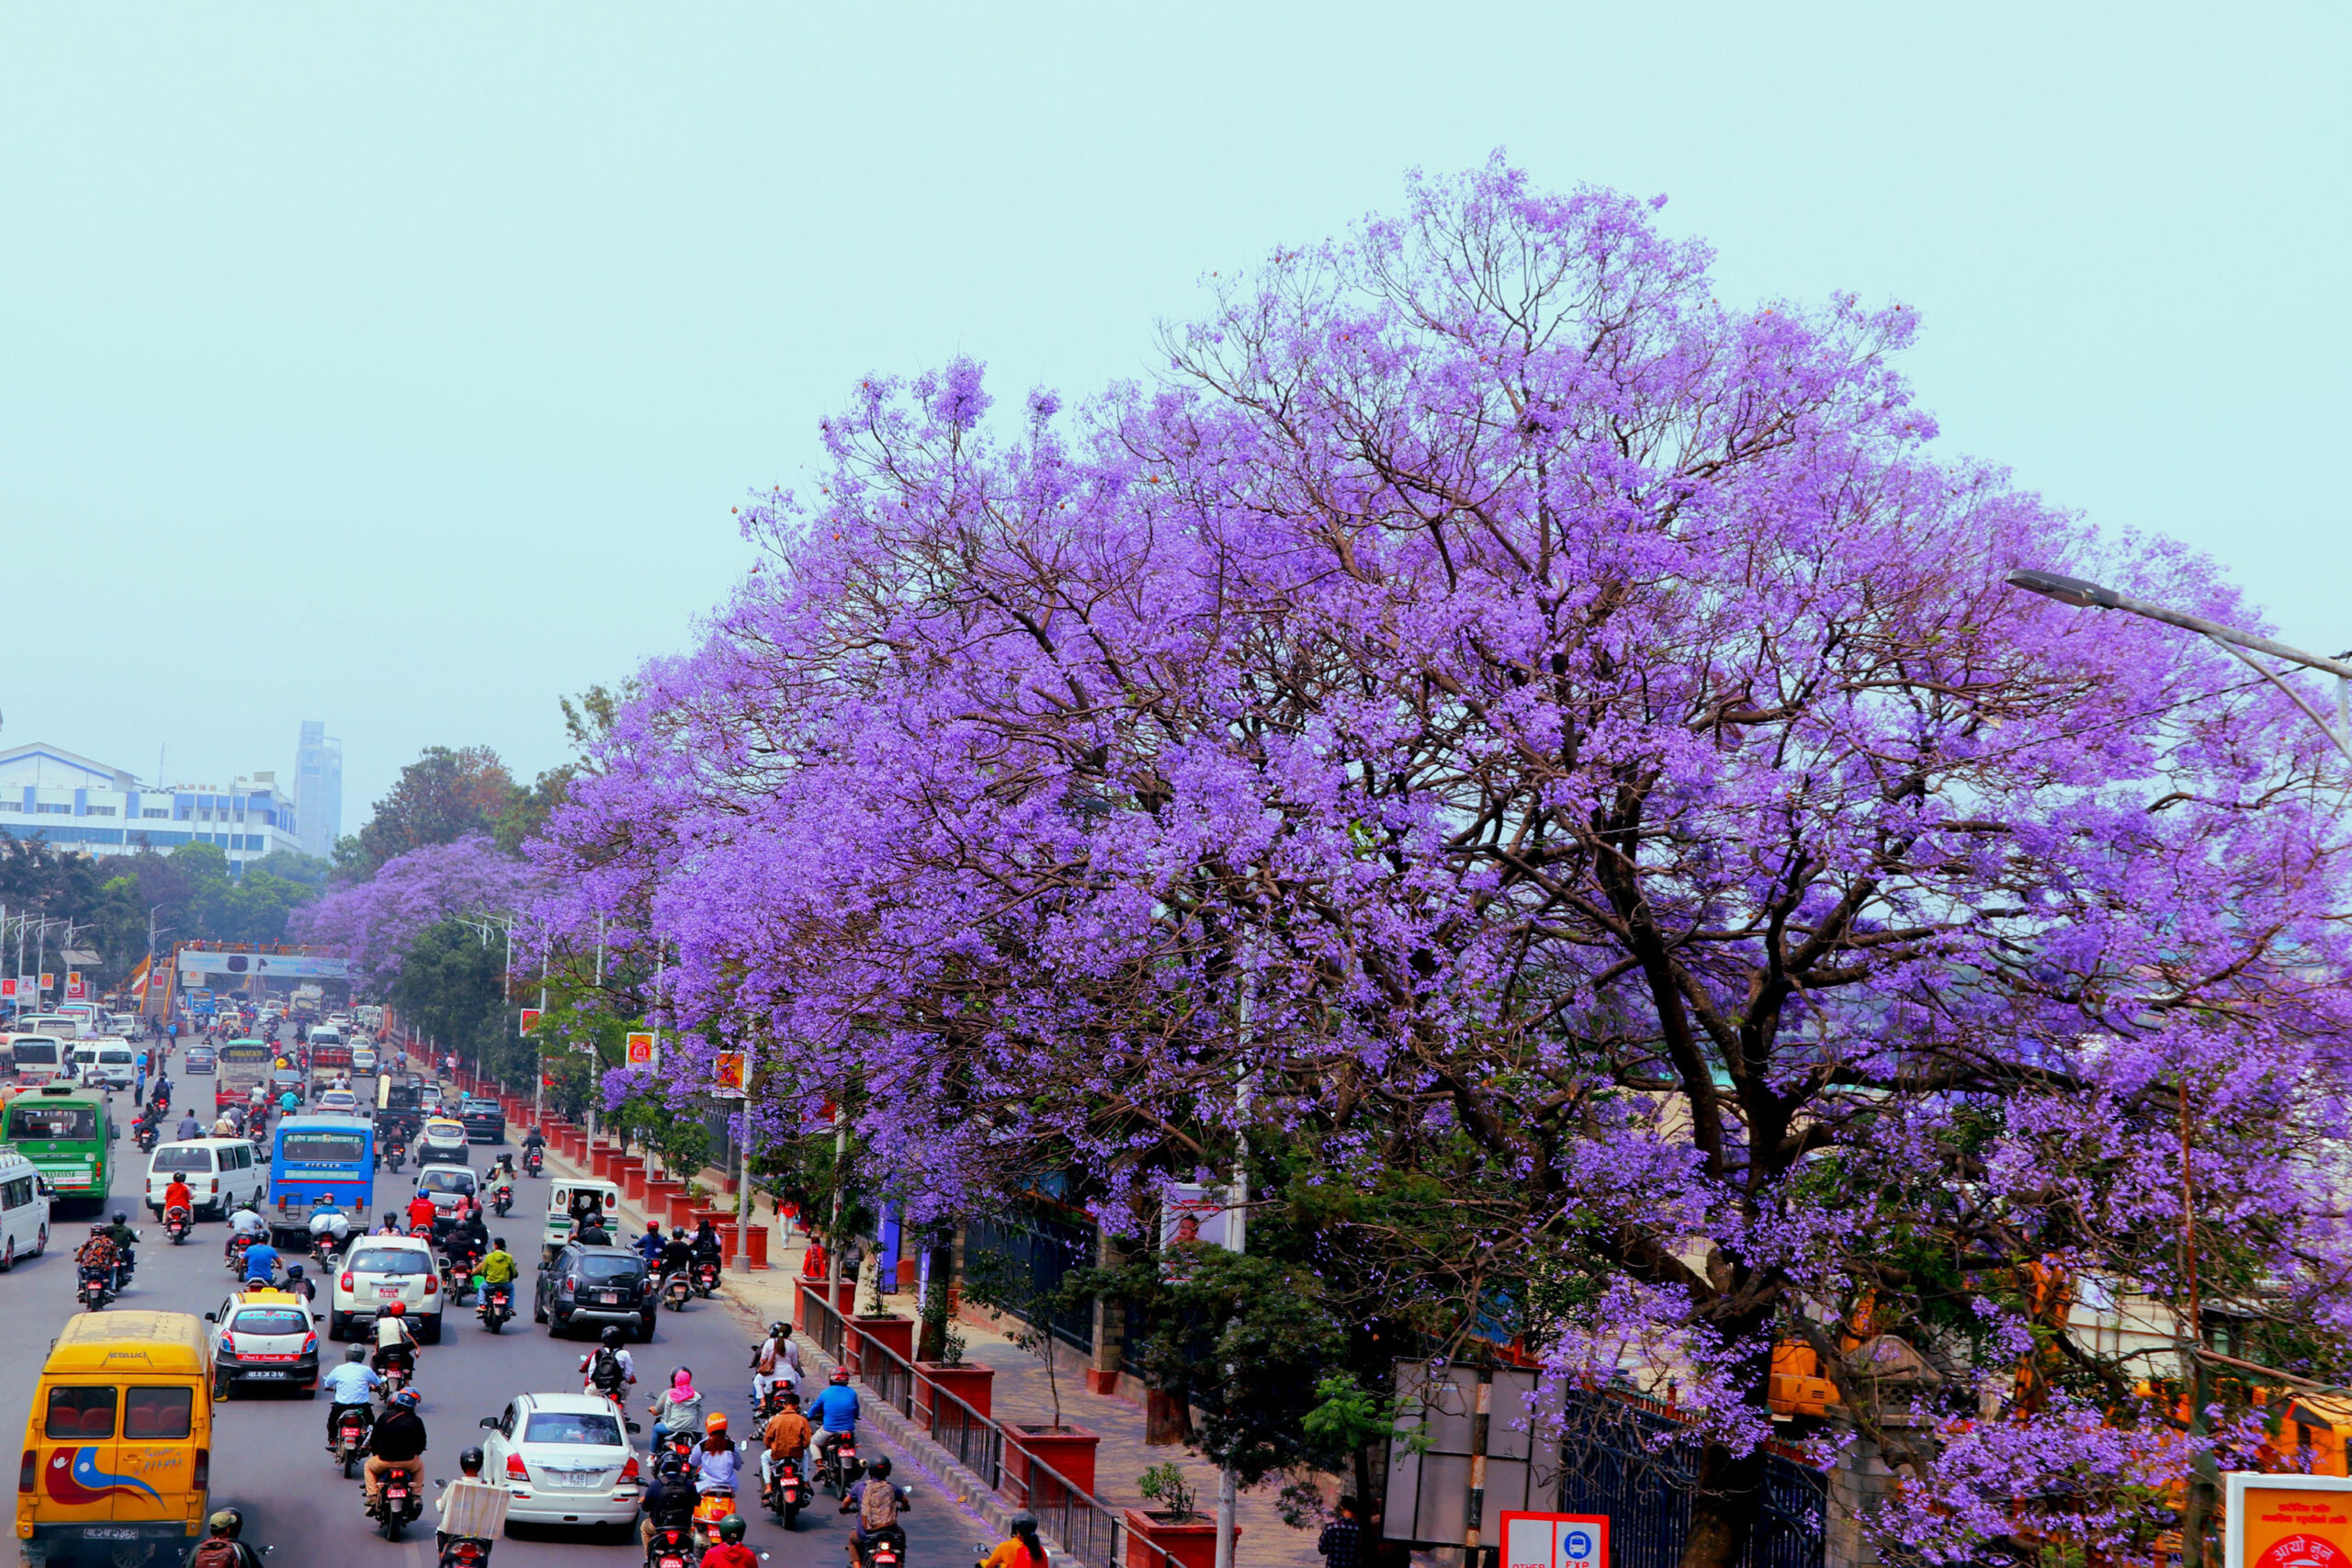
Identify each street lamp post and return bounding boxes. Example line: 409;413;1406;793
2005;570;2352;762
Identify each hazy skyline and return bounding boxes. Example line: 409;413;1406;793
5;4;2346;822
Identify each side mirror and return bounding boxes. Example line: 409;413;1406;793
203;1313;217;1323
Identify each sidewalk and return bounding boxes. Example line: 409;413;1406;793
534;1138;1329;1567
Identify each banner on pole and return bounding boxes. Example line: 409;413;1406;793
626;1031;657;1067
2226;1473;2352;1568
64;974;85;1000
0;978;15;998
519;1008;542;1035
712;1050;746;1097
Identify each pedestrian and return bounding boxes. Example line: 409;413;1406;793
1317;1497;1363;1568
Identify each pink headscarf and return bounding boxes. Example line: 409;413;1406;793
671;1370;698;1399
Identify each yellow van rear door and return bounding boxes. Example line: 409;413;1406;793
112;1382;198;1523
32;1382;138;1526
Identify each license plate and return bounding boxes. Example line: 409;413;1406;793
85;1527;139;1540
553;1468;602;1485
378;1285;403;1297
596;1290;620;1304
244;1370;288;1381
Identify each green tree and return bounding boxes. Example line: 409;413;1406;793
343;747;518;877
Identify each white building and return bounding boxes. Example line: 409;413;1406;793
294;720;343;859
0;742;304;871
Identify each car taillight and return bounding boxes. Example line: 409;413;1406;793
18;1450;34;1494
219;1335;234;1354
209;1179;219;1193
192;1449;209;1489
566;1275;579;1292
341;1271;356;1292
303;1333;319;1353
620;1454;639;1480
423;1271;436;1294
506;1452;528;1479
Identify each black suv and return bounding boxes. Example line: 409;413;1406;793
535;1243;656;1341
458;1096;505;1145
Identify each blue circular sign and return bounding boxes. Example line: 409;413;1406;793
1566;1530;1596;1560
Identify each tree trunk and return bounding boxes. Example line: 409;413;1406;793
1679;1440;1766;1568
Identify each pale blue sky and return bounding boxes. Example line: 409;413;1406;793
5;4;2346;820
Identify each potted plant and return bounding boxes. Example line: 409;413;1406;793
966;1249;1100;1498
1124;1462;1226;1568
913;1275;994;1427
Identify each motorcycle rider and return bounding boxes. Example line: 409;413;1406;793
687;1412;743;1496
840;1453;910;1566
162;1175;196;1232
638;1445;698;1556
750;1321;802;1410
377;1211;406;1235
475;1236;518;1320
322;1345;382;1449
175;1110;203;1142
648;1368;705;1449
635;1223;669;1267
309;1192;353;1252
577;1324;636;1404
189;1506;267;1568
698;1513;758;1568
757;1386;811;1501
435;1444;509;1559
979;1511;1051;1568
447;1204;490;1268
99;1211;139;1283
283;1262;316;1303
659;1225;695;1291
519;1126;546;1169
405;1189;438;1235
224;1202;265;1264
689;1218;723;1276
75;1226;119;1296
576;1207;613;1247
809;1366;861;1479
240;1233;280;1288
363;1386;428;1517
373;1299;420;1379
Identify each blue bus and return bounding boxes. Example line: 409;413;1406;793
267;1112;375;1251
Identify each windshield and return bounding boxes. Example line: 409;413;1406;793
10;1041;59;1066
150;1148;215;1173
348;1247;432;1276
417;1168;474;1194
7;1105;97;1141
280;1132;366;1166
525;1410;626;1446
232;1307;311;1336
96;1050;133;1066
577;1255;641;1282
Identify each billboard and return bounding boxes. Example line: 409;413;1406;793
176;951;350;981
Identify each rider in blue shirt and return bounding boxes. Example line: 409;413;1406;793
242;1239;281;1286
320;1347;382;1444
809;1368;861;1472
635;1224;668;1266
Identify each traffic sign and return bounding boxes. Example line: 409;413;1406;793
64;974;85;1000
2227;1473;2352;1568
519;1007;542;1034
625;1031;657;1066
0;978;14;998
1500;1513;1610;1568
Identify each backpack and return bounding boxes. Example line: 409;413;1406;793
592;1348;623;1389
191;1538;246;1568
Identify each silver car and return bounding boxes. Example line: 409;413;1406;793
475;1392;646;1529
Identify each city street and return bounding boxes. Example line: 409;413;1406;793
0;1079;968;1567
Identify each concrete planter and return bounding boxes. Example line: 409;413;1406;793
850;1314;914;1373
913;1361;994;1429
1122;1510;1227;1568
1003;1422;1100;1506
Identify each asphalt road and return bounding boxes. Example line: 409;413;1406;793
0;1076;972;1567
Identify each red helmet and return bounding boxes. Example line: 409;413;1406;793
384;1300;406;1317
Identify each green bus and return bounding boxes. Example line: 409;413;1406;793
3;1085;113;1216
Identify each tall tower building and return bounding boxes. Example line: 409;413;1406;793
294;720;343;858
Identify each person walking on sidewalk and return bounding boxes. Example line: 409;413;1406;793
1317;1497;1363;1568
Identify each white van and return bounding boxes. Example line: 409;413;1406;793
77;1040;138;1091
146;1138;266;1219
13;1014;82;1040
0;1147;53;1269
309;1025;345;1050
350;1043;378;1074
6;1035;66;1086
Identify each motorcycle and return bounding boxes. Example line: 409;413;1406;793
132;1120;159;1154
385;1143;406;1174
438;1534;492;1568
763;1451;806;1529
478;1281;513;1334
77;1264;112;1312
522;1146;544;1178
855;1521;908;1568
225;1233;254;1274
691;1258;721;1299
663;1269;693;1313
492;1185;513;1218
377;1350;414;1403
644;1515;695;1568
370;1469;424;1541
690;1487;737;1551
164;1206;192;1246
334;1406;374;1479
817;1434;862;1498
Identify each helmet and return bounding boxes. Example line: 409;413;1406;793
391;1388;420;1409
601;1325;626;1348
458;1445;485;1473
648;1224;663;1235
717;1516;747;1544
1011;1510;1039;1533
286;1264;304;1278
346;1346;367;1362
867;1455;892;1480
831;1367;850;1384
704;1412;729;1433
767;1321;786;1338
111;1211;127;1224
384;1300;406;1317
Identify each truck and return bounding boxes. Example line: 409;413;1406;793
290;983;324;1020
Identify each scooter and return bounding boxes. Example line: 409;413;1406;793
370;1469;423;1541
429;1482;492;1568
334;1406;374;1479
691;1258;721;1299
164;1206;192;1245
689;1487;737;1551
663;1270;693;1313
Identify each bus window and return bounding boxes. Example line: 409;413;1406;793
279;1130;367;1166
9;1104;98;1142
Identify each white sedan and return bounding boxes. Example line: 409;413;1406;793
316;1088;360;1114
475;1392;644;1533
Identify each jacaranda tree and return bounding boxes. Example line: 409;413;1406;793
533;161;2352;1566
